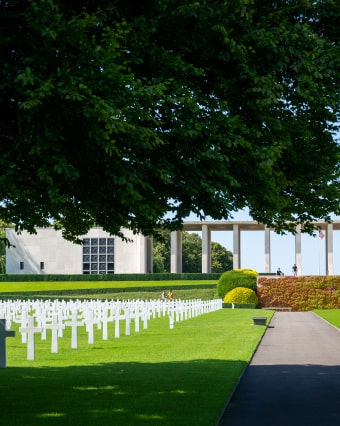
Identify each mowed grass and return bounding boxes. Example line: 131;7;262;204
0;280;218;301
313;309;340;328
0;280;217;293
1;309;273;426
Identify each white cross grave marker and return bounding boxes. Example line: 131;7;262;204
84;310;98;344
134;307;140;332
19;310;28;343
0;318;16;368
64;312;84;349
142;305;148;330
169;303;175;329
125;307;131;336
114;308;121;338
100;308;111;340
45;315;65;353
19;316;43;360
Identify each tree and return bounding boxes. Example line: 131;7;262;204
0;227;6;274
0;221;14;274
1;1;339;242
182;234;233;273
182;232;202;273
152;231;232;273
153;230;171;273
211;242;233;274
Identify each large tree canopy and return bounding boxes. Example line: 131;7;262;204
1;0;339;241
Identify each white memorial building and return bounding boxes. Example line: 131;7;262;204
6;227;153;274
5;220;339;275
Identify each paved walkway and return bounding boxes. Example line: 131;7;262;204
218;312;340;426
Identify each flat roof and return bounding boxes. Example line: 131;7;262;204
182;220;340;232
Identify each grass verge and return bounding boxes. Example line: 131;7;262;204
1;309;273;426
313;309;340;328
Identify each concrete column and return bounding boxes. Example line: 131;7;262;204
233;224;241;269
170;231;182;273
326;223;333;275
138;234;148;273
295;225;302;275
264;228;271;273
146;237;153;273
202;225;211;273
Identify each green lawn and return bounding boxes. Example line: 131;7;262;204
1;308;273;426
313;309;340;328
0;280;217;293
0;280;218;301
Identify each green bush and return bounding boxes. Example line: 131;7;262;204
217;269;258;297
224;287;258;306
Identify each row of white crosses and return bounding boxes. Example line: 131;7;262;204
0;298;222;366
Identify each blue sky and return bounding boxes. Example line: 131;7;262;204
186;209;340;276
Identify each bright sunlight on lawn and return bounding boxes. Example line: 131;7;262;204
1;309;273;426
313;309;340;328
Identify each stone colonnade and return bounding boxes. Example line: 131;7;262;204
170;221;339;275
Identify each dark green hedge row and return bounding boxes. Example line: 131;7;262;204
222;303;256;309
0;273;221;282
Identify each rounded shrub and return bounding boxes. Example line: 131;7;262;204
217;269;258;298
224;287;258;306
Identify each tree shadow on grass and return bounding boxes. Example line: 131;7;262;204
0;359;247;426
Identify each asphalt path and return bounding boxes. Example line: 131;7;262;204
218;312;340;426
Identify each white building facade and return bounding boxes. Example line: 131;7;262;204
6;220;338;276
6;227;153;274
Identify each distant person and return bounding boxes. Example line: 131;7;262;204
167;289;173;300
276;268;282;276
161;290;166;301
292;264;298;276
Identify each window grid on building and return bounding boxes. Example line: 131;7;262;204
82;238;114;274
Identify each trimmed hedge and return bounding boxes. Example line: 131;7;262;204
222;303;256;309
217;269;258;297
0;272;221;282
224;287;258;306
257;276;340;311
